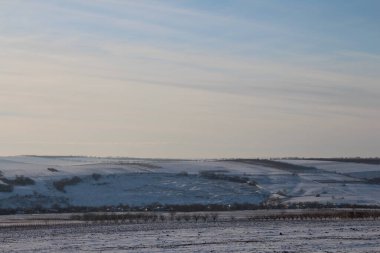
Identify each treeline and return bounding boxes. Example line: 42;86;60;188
70;212;219;223
284;157;380;165
249;209;380;221
2;202;380;215
70;210;380;223
367;178;380;184
227;159;318;173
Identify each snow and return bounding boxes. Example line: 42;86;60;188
1;156;380;209
1;219;380;252
281;159;380;179
66;173;266;207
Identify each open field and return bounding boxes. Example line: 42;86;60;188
1;219;380;252
2;156;380;252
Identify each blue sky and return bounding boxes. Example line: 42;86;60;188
0;0;379;158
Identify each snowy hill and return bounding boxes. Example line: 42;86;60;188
1;156;380;210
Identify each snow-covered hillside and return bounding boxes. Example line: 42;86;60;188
1;156;380;210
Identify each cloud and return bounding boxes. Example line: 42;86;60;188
0;0;379;157
1;30;379;117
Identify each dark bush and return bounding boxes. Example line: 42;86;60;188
192;214;200;222
199;171;257;186
73;212;166;223
211;213;218;221
306;157;380;165
367;178;380;184
0;183;13;192
201;214;209;222
92;173;102;181
53;176;82;192
1;175;35;186
13;175;35;185
70;214;82;220
228;159;318;173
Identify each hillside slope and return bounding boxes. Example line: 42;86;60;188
1;156;380;210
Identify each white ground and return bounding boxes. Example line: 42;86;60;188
1;156;380;209
1;220;380;252
281;159;380;179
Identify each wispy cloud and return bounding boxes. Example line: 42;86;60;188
0;0;379;157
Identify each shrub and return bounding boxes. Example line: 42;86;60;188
13;175;35;185
53;176;82;192
199;171;257;186
211;213;218;221
227;159;318;173
92;173;102;181
1;175;35;186
192;214;200;222
201;214;209;222
367;178;380;184
47;168;59;172
70;214;82;220
0;183;13;192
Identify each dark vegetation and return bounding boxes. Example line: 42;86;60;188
70;209;380;223
0;171;10;193
123;162;161;169
367;177;380;184
0;174;35;192
67;209;380;224
70;212;219;223
0;183;13;192
294;157;380;165
2;201;380;216
92;173;102;181
53;176;82;192
0;175;35;193
27;155;83;159
248;209;380;221
228;159;319;173
1;175;35;186
198;171;257;186
1;210;379;229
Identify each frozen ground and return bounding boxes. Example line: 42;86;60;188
281;159;380;179
1;156;380;209
1;219;380;252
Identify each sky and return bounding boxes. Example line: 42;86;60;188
0;0;379;158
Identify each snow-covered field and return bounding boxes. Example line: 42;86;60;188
1;219;380;252
281;159;380;179
1;156;380;209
